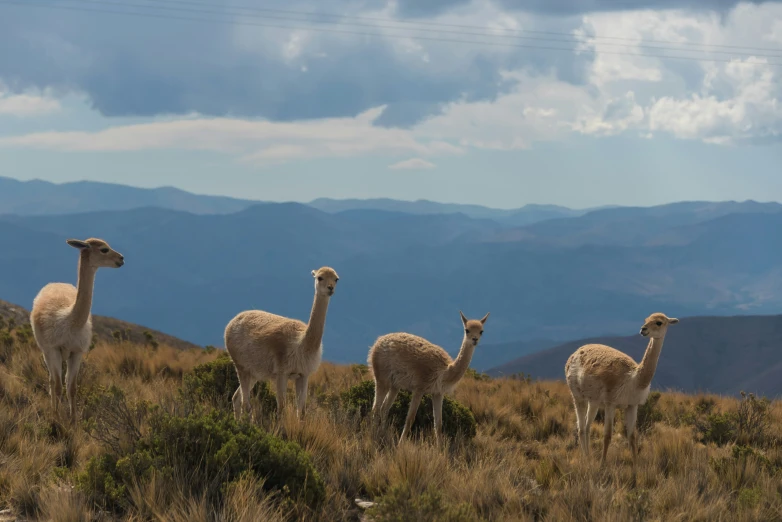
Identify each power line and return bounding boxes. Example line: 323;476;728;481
27;0;782;59
3;0;781;67
89;0;782;54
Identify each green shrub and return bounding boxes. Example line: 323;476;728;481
735;391;770;447
732;445;774;472
694;392;772;448
76;454;128;512
697;412;737;446
636;391;663;434
341;380;477;441
695;396;717;415
82;385;148;455
737;486;763;510
77;389;324;513
142;331;158;350
366;483;478;522
182;354;276;414
350;363;369;377
140;410;324;505
464;368;491;381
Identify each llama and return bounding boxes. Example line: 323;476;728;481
565;312;679;466
368;310;489;444
225;267;339;420
31;238;125;420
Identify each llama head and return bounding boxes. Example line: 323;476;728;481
67;238;125;269
312;266;339;297
640;313;679;339
460;311;490;346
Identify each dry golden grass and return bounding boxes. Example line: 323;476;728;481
1;329;781;522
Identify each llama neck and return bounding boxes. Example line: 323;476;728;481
300;293;330;353
70;253;97;329
635;336;665;390
443;338;476;383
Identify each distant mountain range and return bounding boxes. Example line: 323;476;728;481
487;314;782;398
0;176;257;216
0;177;597;227
308;197;602;226
1;176;781;376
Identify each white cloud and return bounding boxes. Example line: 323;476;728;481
1;2;781;158
0;106;464;164
649;60;782;143
0;91;60;116
388;158;436;170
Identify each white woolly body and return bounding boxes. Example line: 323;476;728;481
368;313;488;444
31;283;93;357
224;310;323;381
369;333;459;396
564;313;678;466
565;354;651;407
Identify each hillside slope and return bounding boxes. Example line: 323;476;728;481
488;313;782;398
2;331;780;521
0;299;200;351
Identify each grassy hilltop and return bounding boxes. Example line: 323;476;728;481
1;316;782;521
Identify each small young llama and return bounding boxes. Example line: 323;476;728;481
225;267;339;420
368;311;489;443
565;312;679;467
31;238;125;420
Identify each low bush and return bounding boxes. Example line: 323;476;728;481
697;412;738;446
341;380;477;441
181;353;277;414
636;391;664;434
77;387;324;513
735;391;770;447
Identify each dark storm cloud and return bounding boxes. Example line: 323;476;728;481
0;0;612;124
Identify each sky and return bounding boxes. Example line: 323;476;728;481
0;0;781;209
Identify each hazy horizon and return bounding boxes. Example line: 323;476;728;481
3;174;782;211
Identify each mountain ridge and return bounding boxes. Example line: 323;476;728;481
487;313;782;398
2;182;782;373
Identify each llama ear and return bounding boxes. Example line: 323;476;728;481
66;239;89;250
668;317;679;324
311;270;317;277
480;312;490;324
459;310;468;325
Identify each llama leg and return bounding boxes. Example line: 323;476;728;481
231;386;243;420
572;396;588;455
65;352;84;422
233;370;255;420
583;401;600;457
601;405;615;466
431;393;444;442
380;387;400;429
41;348;63;415
294;374;309;419
274;373;288;418
624;405;639;468
371;380;389;423
399;390;424;444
